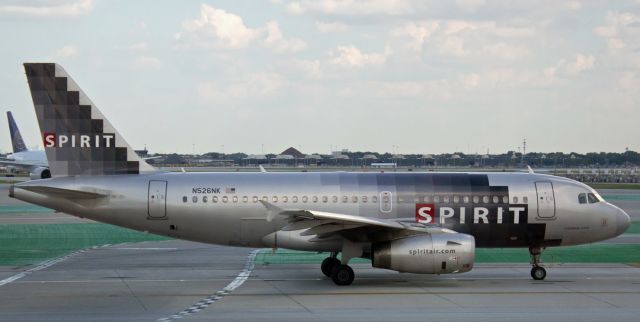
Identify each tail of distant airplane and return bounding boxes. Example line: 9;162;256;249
23;63;154;177
7;111;28;153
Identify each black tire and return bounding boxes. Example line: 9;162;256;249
331;264;354;286
531;266;546;280
321;257;340;277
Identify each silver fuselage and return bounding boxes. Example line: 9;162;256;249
11;171;630;252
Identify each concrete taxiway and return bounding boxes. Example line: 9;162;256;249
0;240;639;321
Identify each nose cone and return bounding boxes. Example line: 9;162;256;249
615;207;631;236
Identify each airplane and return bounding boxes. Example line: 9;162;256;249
9;63;631;285
0;111;50;179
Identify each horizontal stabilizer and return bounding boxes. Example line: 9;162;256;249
17;185;107;199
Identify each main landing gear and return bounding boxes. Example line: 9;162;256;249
321;252;355;286
529;246;547;281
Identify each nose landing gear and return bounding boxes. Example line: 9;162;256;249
529;246;547;281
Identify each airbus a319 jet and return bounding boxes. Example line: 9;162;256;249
10;63;631;285
0;111;50;179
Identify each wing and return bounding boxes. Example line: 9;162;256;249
260;201;455;243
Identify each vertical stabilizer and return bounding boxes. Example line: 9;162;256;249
7;111;28;153
23;63;154;177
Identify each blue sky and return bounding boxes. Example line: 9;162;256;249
1;0;639;155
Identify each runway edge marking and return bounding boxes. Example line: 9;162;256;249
156;249;261;322
0;244;111;287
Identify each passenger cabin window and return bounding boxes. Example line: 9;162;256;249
292;196;298;203
183;196;187;203
302;196;308;203
232;196;238;203
282;196;288;203
473;196;479;204
252;196;258;203
502;196;509;204
443;196;450;203
372;196;378;203
453;196;460;203
523;196;528;203
222;196;228;203
513;196;519;203
352;196;358;203
587;193;599;204
322;196;328;203
463;196;470;203
332;196;338;203
578;193;587;204
213;196;218;203
362;196;368;203
424;196;431;203
482;196;489;203
203;196;208;203
192;196;198;203
342;196;348;203
492;196;499;204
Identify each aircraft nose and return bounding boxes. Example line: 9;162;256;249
615;207;631;236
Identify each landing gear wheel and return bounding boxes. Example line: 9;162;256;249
531;266;547;280
330;264;354;286
321;257;341;277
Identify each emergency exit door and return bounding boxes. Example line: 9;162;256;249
535;181;555;219
148;180;167;219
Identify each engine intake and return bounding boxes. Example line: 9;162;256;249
372;233;475;274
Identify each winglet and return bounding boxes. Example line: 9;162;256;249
259;165;267;173
527;165;534;174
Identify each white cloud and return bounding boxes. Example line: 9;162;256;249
392;21;439;51
264;21;307;53
316;21;349;33
181;4;260;49
55;45;77;58
0;0;94;17
329;45;389;67
392;19;534;58
292;59;323;79
179;4;306;54
198;72;285;101
594;12;640;53
285;0;416;16
566;54;596;74
135;56;162;69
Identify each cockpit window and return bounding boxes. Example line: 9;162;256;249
578;193;587;204
587;193;599;204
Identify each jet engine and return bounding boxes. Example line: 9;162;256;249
372;233;475;274
30;167;51;180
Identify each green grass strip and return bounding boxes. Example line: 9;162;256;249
626;221;640;234
256;243;640;265
0;205;54;213
0;223;170;266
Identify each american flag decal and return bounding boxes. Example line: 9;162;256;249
225;187;236;194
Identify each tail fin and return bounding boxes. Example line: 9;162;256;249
7;111;28;153
23;63;154;177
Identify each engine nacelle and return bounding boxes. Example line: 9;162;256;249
30;167;51;180
372;233;475;274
